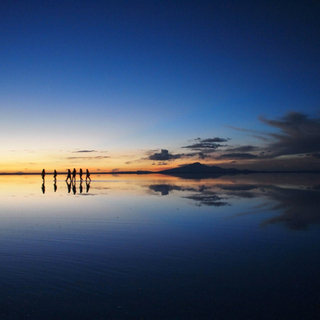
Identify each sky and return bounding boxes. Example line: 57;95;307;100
1;0;320;173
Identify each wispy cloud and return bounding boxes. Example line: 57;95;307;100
72;150;98;153
182;137;229;152
66;156;110;160
218;153;258;159
225;145;258;152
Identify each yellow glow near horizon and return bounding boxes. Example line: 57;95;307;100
5;146;316;174
0;147;223;173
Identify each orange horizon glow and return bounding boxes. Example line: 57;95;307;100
0;148;226;174
1;148;319;174
0;158;230;174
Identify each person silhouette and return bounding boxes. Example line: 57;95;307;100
72;168;77;181
86;169;91;181
53;169;57;179
66;169;71;181
79;168;83;181
41;169;45;180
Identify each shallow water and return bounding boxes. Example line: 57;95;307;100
1;173;320;319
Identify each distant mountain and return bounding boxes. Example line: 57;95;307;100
158;162;253;177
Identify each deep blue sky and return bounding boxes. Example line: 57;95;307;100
1;0;319;172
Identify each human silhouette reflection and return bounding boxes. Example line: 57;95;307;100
66;180;71;193
86;169;91;181
72;180;77;195
41;169;45;180
41;175;92;194
86;180;90;193
66;169;71;181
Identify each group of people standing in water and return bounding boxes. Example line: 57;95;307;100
65;168;91;182
41;168;91;182
41;168;91;194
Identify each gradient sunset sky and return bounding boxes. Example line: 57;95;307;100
1;0;320;173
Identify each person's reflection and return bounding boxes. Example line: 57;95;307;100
53;179;57;192
79;180;83;194
66;180;71;193
72;180;77;195
41;181;45;194
66;169;71;182
86;180;90;193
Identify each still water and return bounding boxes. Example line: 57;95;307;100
1;173;320;319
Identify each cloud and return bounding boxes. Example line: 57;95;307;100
259;112;320;157
226;145;258;152
66;156;110;160
218;153;258;159
147;138;229;164
200;137;229;143
182;137;229;152
198;152;209;159
149;149;181;161
145;112;320;170
73;150;97;153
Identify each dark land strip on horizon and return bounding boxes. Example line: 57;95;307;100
1;163;320;176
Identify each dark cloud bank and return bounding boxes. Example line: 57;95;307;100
147;112;320;170
259;112;320;157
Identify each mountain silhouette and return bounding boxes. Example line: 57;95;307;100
158;162;253;178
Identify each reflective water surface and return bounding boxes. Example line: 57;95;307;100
1;174;320;319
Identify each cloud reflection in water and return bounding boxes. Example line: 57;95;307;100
147;175;320;230
36;173;320;230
